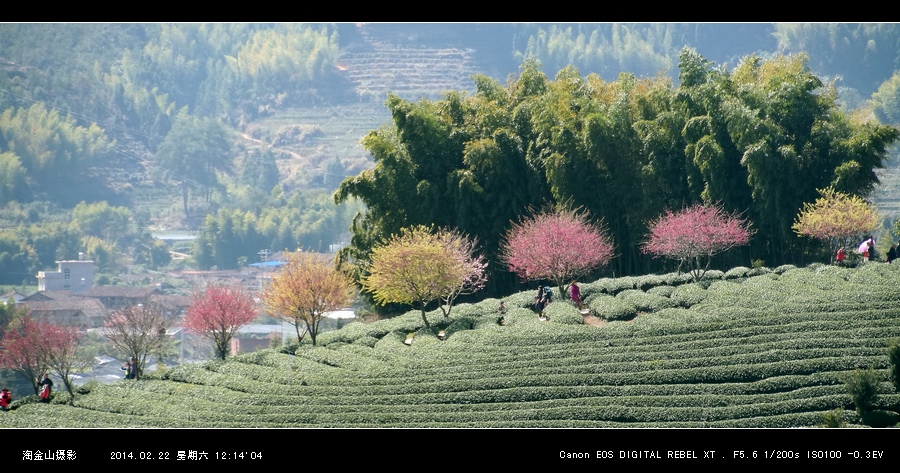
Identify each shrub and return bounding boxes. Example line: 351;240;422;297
647;285;675;298
746;266;771;277
600;277;636;294
616;289;676;313
577;281;605;298
889;340;900;392
860;409;899;428
663;272;694;286
588;295;637;321
75;380;99;395
635;274;666;291
818;408;847;428
724;266;750;279
844;366;881;416
542;302;583;325
670;284;708;308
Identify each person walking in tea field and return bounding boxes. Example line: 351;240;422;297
39;374;52;403
570;280;583;310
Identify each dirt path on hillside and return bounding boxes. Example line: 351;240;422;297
582;313;607;328
240;133;304;161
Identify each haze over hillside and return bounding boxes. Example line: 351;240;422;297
1;23;899;289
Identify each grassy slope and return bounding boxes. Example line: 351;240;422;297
2;263;899;428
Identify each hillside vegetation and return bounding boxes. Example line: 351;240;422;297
2;263;898;428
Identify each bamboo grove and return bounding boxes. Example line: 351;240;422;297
336;50;899;296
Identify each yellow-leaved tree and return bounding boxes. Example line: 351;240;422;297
792;188;880;262
262;251;355;346
362;225;485;332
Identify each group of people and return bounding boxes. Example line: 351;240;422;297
121;357;137;380
526;280;584;321
837;236;900;265
1;372;54;410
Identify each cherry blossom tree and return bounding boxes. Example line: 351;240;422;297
0;315;52;394
262;251;356;346
102;303;177;379
363;225;486;330
792;188;880;262
42;323;91;401
501;208;615;299
185;285;258;360
642;204;753;281
438;232;487;318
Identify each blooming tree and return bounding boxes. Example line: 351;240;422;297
501;208;615;299
0;315;52;394
363;225;486;329
438;232;487;318
185;285;258;360
642;203;753;281
262;251;356;346
42;322;91;401
792;188;880;262
103;303;176;380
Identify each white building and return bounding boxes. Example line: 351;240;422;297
36;254;95;293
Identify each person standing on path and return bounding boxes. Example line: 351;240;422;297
570;280;583;310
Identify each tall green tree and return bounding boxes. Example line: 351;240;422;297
336;61;553;293
155;109;233;218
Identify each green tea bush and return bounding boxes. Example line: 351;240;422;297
663;272;694;286
669;283;708;308
701;270;724;281
889;340;900;392
589;295;637;321
772;264;797;275
577;281;606;299
616;289;676;313
542;301;583;325
505;289;541;310
647;285;675;298
352;335;380;348
635;274;666;291
860;409;899;427
746;266;771;277
600;277;637;294
724;266;750;279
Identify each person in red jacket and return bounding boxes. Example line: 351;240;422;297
39;374;53;403
1;388;11;411
570;280;583;310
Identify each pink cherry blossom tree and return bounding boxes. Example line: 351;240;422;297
642;204;754;281
501;207;615;299
185;285;258;360
0;315;52;395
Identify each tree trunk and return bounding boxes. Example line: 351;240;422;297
182;180;190;218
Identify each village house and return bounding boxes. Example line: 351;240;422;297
35;254;95;294
18;291;107;327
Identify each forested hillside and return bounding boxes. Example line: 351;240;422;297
2;23;900;297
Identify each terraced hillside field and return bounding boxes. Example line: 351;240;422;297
2;263;899;428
